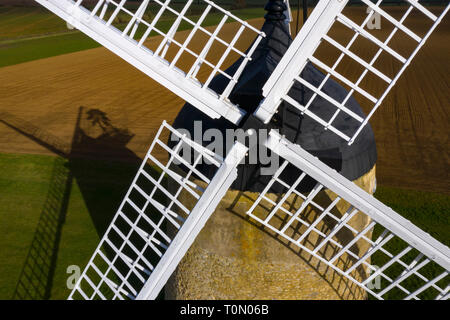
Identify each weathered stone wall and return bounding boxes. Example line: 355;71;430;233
166;165;377;300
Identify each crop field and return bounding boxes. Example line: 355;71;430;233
0;5;266;67
0;4;448;299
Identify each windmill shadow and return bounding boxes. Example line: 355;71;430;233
1;111;73;300
11;156;72;300
2;107;143;299
69;107;141;238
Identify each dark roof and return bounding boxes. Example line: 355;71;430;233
169;2;377;192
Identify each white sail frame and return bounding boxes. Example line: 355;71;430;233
241;130;450;299
255;0;450;144
69;121;247;300
35;0;265;124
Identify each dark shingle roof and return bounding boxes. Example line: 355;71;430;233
170;2;377;192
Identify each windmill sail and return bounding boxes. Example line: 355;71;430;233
32;0;450;300
34;0;265;124
69;121;247;300
244;130;449;300
68;121;450;300
254;0;450;145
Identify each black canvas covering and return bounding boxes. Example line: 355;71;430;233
169;0;377;193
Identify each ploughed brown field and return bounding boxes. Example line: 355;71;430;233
0;7;448;194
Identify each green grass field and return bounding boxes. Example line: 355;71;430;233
0;152;448;299
0;6;265;68
0;152;140;299
370;187;449;300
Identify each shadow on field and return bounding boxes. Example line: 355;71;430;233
12;156;72;300
1;107;142;299
69;107;141;238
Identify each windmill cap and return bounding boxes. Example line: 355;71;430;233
264;0;288;21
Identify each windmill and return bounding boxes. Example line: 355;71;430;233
31;0;450;300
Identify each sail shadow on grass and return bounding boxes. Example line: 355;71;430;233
3;107;164;299
12;156;72;300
